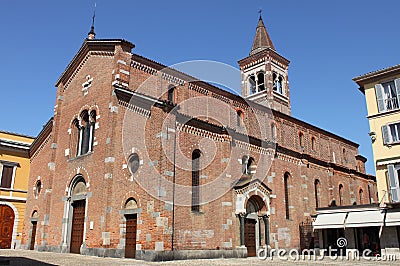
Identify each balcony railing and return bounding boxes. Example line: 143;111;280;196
385;97;399;111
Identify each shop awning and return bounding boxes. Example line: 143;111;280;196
344;210;383;228
384;211;400;226
313;212;346;229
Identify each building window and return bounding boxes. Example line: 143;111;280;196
257;72;265;92
248;72;266;95
34;180;42;198
299;132;304;149
167;85;175;102
284;172;290;219
311;137;316;151
192;150;201;212
314;179;321;208
127;153;140;175
237;110;243;127
273;72;284;95
75;110;96;156
375;79;400;112
387;164;400;202
0;164;15;189
339;184;344;206
382;122;400;145
342;148;347;163
249;75;256;94
359;188;363;204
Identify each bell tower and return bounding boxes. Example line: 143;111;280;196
238;15;291;115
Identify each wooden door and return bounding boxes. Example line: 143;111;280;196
30;222;37;250
70;200;85;254
244;219;256;257
0;205;15;249
125;214;137;258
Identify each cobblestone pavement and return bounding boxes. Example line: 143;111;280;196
0;250;399;266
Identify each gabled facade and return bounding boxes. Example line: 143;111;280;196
0;130;34;249
20;16;376;261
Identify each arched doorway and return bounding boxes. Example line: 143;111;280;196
124;198;138;258
0;205;15;249
69;176;87;254
244;195;268;257
30;211;39;250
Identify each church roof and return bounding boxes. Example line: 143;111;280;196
250;16;275;55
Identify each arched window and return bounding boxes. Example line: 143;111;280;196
314;179;321;208
249;75;256;94
72;119;80;156
192;150;201;212
237;110;243;128
273;72;284;94
257;72;265;91
76;110;96;156
80;110;90;155
167;85;175;102
271;123;276;141
359;188;363;204
311;137;316;151
339;184;344;206
284;172;290;219
299;132;304;149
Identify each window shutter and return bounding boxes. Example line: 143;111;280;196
375;84;385;112
0;165;14;188
387;164;399;202
382;125;390;144
395;79;400;108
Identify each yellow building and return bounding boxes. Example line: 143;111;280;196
354;64;400;256
0;130;34;249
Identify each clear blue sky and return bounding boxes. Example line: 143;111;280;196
1;0;399;175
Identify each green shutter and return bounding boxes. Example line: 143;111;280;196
387;164;399;202
375;84;385;112
382;125;390;144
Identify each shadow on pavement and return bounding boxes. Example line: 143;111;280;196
0;256;56;266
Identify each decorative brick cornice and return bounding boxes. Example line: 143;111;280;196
131;60;157;76
235;140;274;155
188;83;209;95
177;123;230;143
117;98;151;118
161;72;185;86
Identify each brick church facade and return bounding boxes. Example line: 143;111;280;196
21;17;376;260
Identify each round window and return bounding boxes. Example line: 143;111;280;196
128;153;140;174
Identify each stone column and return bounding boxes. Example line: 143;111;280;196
239;213;246;246
263;215;270;245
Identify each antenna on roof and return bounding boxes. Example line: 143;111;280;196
88;2;96;39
